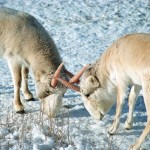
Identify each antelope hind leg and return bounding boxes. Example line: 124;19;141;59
21;66;34;101
129;75;150;150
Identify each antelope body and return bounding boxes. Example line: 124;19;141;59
0;7;68;115
78;33;150;149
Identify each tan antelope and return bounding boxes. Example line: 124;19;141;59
0;7;88;117
57;33;150;149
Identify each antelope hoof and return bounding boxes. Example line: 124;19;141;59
108;125;117;135
14;104;24;113
26;98;36;101
108;131;115;136
125;120;133;130
16;109;25;114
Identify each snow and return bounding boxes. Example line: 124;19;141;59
0;0;150;149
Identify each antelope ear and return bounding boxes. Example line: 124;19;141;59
86;75;99;88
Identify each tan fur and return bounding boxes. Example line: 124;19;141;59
0;7;67;114
80;33;150;150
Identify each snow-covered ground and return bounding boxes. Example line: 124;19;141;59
0;0;150;149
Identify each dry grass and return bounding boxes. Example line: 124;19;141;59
0;94;72;150
0;94;127;150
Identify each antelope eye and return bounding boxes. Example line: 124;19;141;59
85;94;90;97
45;90;50;94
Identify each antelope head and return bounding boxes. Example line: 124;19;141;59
55;64;110;120
40;63;89;117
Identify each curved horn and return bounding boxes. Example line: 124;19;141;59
64;69;74;78
51;62;64;88
57;78;80;92
70;64;90;83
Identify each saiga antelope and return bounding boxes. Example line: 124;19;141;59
0;7;87;117
57;33;150;150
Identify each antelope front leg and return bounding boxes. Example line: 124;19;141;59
8;60;24;113
21;66;34;101
125;85;141;130
109;83;127;135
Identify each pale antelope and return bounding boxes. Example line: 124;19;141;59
0;7;80;117
57;33;150;149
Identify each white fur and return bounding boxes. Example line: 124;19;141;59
42;91;63;118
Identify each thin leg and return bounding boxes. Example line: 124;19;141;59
129;76;150;150
129;121;150;150
8;60;24;113
109;83;127;134
21;66;34;101
125;85;141;130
